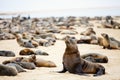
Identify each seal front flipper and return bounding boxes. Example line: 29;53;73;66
74;64;89;76
58;63;67;73
74;63;83;73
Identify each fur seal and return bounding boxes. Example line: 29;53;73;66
31;37;55;47
0;64;17;76
80;28;96;36
30;55;56;67
35;50;49;55
19;48;35;55
59;36;105;76
77;34;98;45
2;55;56;68
0;50;15;57
14;62;36;70
5;63;26;73
101;33;120;49
19;48;49;55
81;53;108;63
2;56;34;64
15;33;37;48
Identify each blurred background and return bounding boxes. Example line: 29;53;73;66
0;0;120;18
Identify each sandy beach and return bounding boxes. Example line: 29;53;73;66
0;24;120;80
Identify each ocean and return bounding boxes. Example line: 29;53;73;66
0;8;120;18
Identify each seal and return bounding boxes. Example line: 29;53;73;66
101;33;120;49
19;48;49;55
80;28;96;36
15;33;37;48
77;35;98;44
2;55;56;68
35;50;49;55
30;55;56;67
5;63;26;73
59;36;105;76
0;64;17;76
13;62;36;70
0;50;15;57
19;48;35;55
81;53;108;63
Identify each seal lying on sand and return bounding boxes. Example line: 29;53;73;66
0;64;17;76
19;48;49;55
77;35;98;44
2;55;56;68
58;36;105;76
19;48;35;55
15;33;37;48
30;55;56;67
0;50;15;57
101;33;120;49
5;63;26;73
81;53;108;63
13;62;36;70
80;28;96;36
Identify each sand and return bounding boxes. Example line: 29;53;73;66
0;25;120;80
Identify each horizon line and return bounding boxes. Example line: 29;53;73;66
0;6;120;15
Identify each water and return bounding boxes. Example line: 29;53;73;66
0;8;120;18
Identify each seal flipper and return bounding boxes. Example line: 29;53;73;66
93;67;105;76
58;62;67;73
74;64;89;76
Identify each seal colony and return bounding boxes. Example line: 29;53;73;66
59;36;105;76
1;15;120;79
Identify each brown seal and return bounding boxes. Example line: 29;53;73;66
19;48;49;55
101;33;120;49
0;64;17;76
81;53;108;63
59;36;105;76
19;48;35;55
77;35;98;44
14;33;37;48
30;55;56;67
80;28;96;36
2;55;56;68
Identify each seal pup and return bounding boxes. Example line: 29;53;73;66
58;36;105;76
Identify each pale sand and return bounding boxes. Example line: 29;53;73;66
0;25;120;80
